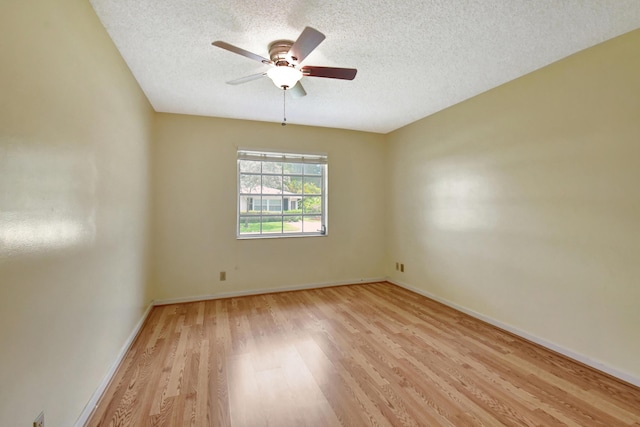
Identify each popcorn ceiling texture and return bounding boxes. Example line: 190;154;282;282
89;0;640;133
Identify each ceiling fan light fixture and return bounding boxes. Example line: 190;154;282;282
267;66;303;90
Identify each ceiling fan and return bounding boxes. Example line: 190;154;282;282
212;27;357;98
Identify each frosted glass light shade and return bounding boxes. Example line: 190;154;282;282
267;66;303;89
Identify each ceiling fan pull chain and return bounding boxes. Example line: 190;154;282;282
282;89;287;126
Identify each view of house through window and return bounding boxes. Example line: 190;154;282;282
238;149;327;237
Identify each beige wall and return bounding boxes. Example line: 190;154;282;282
0;1;154;425
387;29;640;381
151;114;387;300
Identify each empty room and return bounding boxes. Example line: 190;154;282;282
1;1;639;426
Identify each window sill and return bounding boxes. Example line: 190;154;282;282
237;233;327;240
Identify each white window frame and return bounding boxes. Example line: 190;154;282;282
237;149;328;239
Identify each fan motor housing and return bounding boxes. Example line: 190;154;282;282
269;40;295;65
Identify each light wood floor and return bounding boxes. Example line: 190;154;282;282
87;282;640;426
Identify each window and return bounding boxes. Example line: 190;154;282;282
238;149;327;238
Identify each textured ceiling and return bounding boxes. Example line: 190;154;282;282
89;1;640;134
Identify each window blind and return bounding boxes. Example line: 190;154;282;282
238;149;327;165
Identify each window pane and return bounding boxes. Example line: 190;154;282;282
262;175;282;194
255;197;267;212
283;215;302;234
302;196;322;214
262;161;282;174
283;196;302;213
239;160;261;173
304;164;322;175
240;196;262;214
283;176;303;194
303;176;322;194
261;216;282;234
240;174;261;194
283;162;303;174
239;215;261;234
263;197;282;212
302;215;322;233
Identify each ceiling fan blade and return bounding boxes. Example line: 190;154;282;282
212;41;272;65
289;81;307;98
287;27;325;64
226;73;267;85
302;66;357;80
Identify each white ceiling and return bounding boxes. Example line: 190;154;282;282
89;1;640;134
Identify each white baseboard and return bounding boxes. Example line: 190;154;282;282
153;277;387;306
387;278;640;389
74;302;154;427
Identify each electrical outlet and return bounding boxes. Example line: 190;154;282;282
395;262;399;271
220;271;226;281
34;412;44;427
400;263;404;272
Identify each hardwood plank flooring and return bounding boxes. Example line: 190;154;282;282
86;282;640;426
